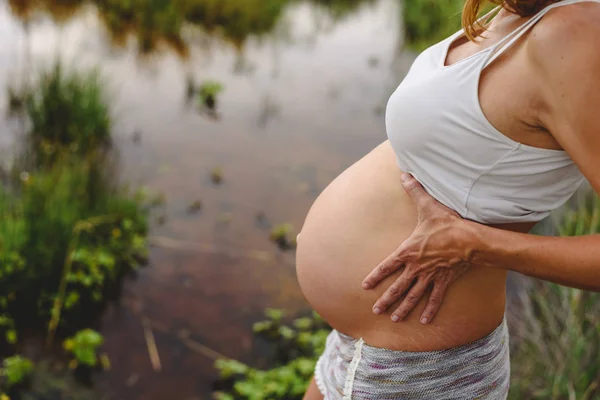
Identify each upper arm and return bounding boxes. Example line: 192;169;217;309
528;3;600;193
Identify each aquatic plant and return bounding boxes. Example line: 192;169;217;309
210;167;224;184
269;223;296;250
198;81;224;110
12;63;110;167
1;356;34;388
187;199;203;214
0;63;149;376
214;310;330;400
0;159;150;351
63;329;109;369
509;193;600;400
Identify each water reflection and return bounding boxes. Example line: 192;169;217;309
0;0;409;398
8;0;378;55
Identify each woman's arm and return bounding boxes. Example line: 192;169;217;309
470;221;600;291
362;6;600;325
472;4;600;291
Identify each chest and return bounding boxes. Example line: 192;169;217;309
449;33;561;150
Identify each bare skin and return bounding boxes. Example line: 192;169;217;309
303;378;323;400
300;2;600;398
363;2;600;322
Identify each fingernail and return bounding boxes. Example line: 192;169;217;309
391;315;400;322
401;173;410;182
420;317;429;324
373;307;382;315
362;282;370;290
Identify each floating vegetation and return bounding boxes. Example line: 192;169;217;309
217;212;233;224
269;223;296;250
255;211;270;230
187;199;203;214
198;80;224;111
6;86;24;115
214;310;330;400
149;192;167;207
63;329;109;370
156;214;167;225
210;167;224;184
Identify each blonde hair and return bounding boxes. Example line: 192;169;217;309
461;0;562;40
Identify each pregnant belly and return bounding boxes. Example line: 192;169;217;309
296;141;510;351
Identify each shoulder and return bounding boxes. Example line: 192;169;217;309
527;2;600;75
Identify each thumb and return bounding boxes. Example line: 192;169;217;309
401;173;431;207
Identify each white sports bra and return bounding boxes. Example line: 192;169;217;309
385;0;594;224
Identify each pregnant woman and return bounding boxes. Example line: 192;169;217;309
296;0;600;398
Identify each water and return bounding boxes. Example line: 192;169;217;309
0;0;416;398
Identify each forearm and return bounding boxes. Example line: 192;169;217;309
468;221;600;291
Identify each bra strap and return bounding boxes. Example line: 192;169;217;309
483;0;600;68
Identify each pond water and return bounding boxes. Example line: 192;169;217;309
0;0;417;398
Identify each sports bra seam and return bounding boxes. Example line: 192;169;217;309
463;143;520;218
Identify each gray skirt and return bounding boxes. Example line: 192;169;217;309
314;317;510;399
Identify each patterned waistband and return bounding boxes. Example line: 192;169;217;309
315;317;510;399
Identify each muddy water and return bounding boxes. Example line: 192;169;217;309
0;0;415;398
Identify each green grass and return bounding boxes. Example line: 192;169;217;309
509;193;600;400
0;156;149;342
19;63;110;167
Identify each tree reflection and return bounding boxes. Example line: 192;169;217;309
8;0;376;55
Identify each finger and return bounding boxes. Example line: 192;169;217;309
419;281;448;325
390;277;431;322
372;272;415;315
400;173;432;208
362;250;404;290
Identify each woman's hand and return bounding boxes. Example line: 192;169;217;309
362;173;479;324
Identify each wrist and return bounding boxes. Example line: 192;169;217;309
461;219;490;268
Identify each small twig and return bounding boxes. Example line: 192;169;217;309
148;320;235;362
177;332;229;361
142;317;162;372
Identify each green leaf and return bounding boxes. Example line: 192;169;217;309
3;356;34;386
5;330;17;345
